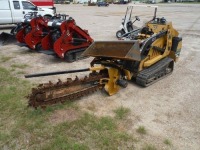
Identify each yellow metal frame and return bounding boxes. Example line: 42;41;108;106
139;22;180;71
91;65;131;96
88;21;182;95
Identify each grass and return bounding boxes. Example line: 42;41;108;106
0;56;13;62
0;66;170;149
0;67;136;149
142;144;157;150
113;106;130;120
0;67;32;148
43;113;135;149
136;126;147;135
16;71;26;74
164;139;172;146
11;64;29;69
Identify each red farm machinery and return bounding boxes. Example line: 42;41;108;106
15;13;93;62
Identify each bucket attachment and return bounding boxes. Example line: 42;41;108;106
82;41;141;61
0;32;17;46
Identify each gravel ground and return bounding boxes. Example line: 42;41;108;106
0;3;200;149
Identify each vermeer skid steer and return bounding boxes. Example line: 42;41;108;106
25;14;182;108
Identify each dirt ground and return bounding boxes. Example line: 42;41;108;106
0;3;200;150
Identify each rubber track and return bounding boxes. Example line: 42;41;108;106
136;57;174;87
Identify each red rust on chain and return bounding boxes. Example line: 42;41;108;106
28;72;106;109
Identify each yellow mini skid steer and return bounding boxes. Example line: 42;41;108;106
25;8;182;108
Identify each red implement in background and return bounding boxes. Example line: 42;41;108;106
16;21;32;44
16;13;38;44
24;16;49;50
16;14;93;62
42;17;93;62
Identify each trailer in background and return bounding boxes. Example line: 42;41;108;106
30;0;54;8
